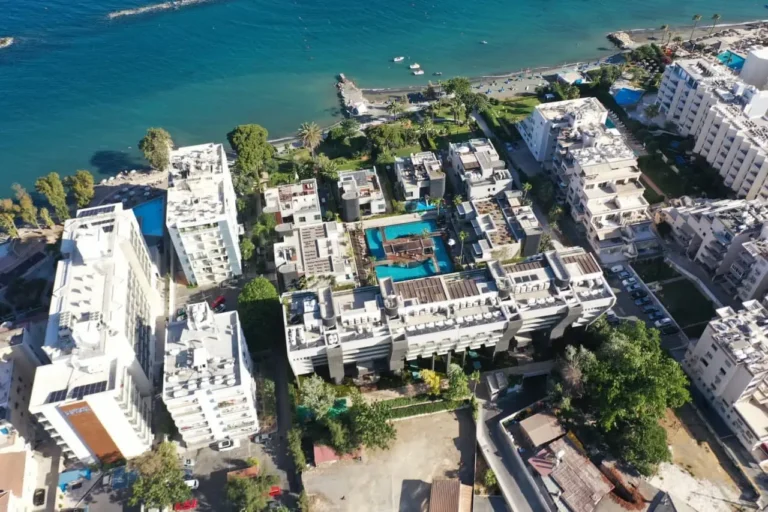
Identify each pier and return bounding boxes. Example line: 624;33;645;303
336;74;368;115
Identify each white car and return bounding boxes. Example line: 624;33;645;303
610;265;624;274
654;318;672;328
217;439;239;452
184;479;199;490
621;278;637;286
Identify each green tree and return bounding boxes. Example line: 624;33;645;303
449;97;466;124
39;207;54;228
458;230;468;265
288;428;307;472
301;375;337;418
419;116;435;139
225;473;280;512
605;417;671;476
644;103;661;119
690;14;702;43
673;35;683;45
64;170;95;208
470;369;481;395
138;127;173;170
430;197;444;216
386;100;406;120
419;369;441;396
659;24;670;47
237;277;280;351
452;195;463;209
350;392;396;450
227;124;275;173
128;442;190;508
12;184;38;228
314;154;339;182
709;13;721;36
483;469;498;490
445;363;469;400
0;213;18;239
299;122;323;156
539;232;555;251
240;237;255;262
298;490;311;512
548;205;563;224
444;76;472;97
522;182;532;201
340;118;360;139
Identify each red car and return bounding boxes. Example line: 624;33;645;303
211;295;226;308
268;486;282;497
174;499;198;511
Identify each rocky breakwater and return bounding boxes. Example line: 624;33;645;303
607;31;635;50
108;0;214;19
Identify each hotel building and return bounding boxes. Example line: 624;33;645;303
29;204;161;464
166;143;243;286
163;302;259;446
337;169;387;222
283;247;614;383
446;139;513;199
393;151;446;201
263;178;323;228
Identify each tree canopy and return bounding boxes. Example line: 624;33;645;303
300;374;337;419
64;170;95;208
128;442;190;508
227;124;275;173
138;128;173;170
225;472;279;512
419;369;441;396
349;392;396;451
35;172;69;221
445;363;470;400
444;76;472;97
12;184;38;228
237;277;281;351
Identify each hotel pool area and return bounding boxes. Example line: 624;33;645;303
718;50;745;71
365;219;453;282
613;88;644;106
131;197;165;237
405;199;435;212
605;118;616;129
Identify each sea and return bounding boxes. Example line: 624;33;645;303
0;0;765;188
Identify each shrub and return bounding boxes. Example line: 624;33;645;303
388;400;467;419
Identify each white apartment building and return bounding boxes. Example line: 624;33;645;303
273;221;356;290
518;97;608;167
338;168;387;222
283;248;615;383
661;199;768;286
456;189;543;262
741;46;768;89
552;115;658;263
263;178;323;228
0;450;38;512
446;138;513;199
393;152;447;201
166;143;243;286
729;239;768;302
163;302;258;446
683;301;768;469
29;204;161;465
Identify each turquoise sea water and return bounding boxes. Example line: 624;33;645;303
0;1;765;187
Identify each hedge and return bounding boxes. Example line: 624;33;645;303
389;399;468;419
382;394;433;409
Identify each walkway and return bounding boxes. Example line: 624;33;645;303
640;173;667;199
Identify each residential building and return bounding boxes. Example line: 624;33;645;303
0;450;38;512
273;221;356;290
393;152;446;201
683;300;768;469
0;323;46;453
283;247;614;383
456;189;542;262
661;199;768;286
337;168;387;221
517;97;608;166
163;302;258;446
29;204;161;465
263;178;323;228
731;239;768;302
166;143;243;286
739;46;768;89
554;118;658;263
446;139;513;199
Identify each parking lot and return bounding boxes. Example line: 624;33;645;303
303;410;474;512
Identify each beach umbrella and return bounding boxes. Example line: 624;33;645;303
100;179;107;185
108;176;115;181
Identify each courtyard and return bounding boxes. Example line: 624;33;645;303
302;410;474;512
654;279;717;338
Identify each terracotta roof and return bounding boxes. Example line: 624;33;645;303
428;478;460;512
312;444;362;465
520;411;565;447
0;451;26;501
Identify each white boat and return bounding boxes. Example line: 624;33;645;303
409;63;421;70
412;69;424;75
393;56;405;62
480;40;488;44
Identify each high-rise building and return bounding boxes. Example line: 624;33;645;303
29;204;161;464
446;138;513;199
163;303;259;447
283;248;614;383
166;143;243;286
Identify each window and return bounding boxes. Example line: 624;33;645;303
701;359;709;367
706;351;713;360
314;215;321;221
719;368;726;376
712;344;718;352
298;216;306;223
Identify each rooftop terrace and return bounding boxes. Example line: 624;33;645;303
166;143;231;226
709;300;768;374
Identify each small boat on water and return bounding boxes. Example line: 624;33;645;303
413;69;425;75
480;40;488;44
409;63;421;69
433;72;443;76
393;56;405;62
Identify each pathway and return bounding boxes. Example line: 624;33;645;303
640;173;667;199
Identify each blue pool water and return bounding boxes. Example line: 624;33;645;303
613;88;644;106
718;50;746;71
605;118;616;129
131;197;165;237
365;220;453;282
405;199;435;212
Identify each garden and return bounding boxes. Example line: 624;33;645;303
654;279;717;337
631;258;680;283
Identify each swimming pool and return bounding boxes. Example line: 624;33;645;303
405;199;435;212
613;88;644;106
718;50;745;71
365;219;453;282
131;197;165;237
605;118;616;129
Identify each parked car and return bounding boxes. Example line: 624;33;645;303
622;278;637;286
635;297;651;306
649;311;666;321
174;499;199;511
654;318;672;328
630;290;647;299
626;284;641;292
33;489;45;507
184;479;199;490
216;439;238;452
618;271;631;279
211;295;226;309
642;305;659;314
606;310;620;325
214;303;227;313
661;325;681;335
610;265;625;274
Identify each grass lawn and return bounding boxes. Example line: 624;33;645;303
638;154;686;197
336;154;372;171
393;144;424;158
639;153;732;200
487;96;540;123
631;258;680;283
655;279;716;329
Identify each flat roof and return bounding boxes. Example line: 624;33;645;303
520;411;565;447
428;479;461;512
166;143;231;226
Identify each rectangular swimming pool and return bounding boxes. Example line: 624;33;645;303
131;197;165;237
718;50;745;71
365;219;453;282
613;87;644;106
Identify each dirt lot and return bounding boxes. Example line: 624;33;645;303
650;406;750;511
303;410;474;512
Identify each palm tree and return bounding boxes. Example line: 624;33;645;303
298;122;322;156
644;103;661;119
431;197;444;216
659;24;670;48
419;117;435;139
386;100;405;120
458;230;468;264
450;97;465;125
314;154;339;182
522;182;533;201
452;194;463;209
690;14;702;43
673;36;683;46
709;13;721;36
